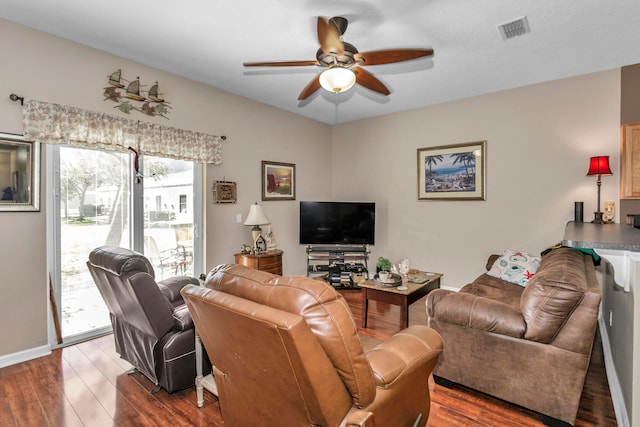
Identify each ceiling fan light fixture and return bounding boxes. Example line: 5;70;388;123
319;67;356;93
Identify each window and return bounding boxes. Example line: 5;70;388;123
143;157;196;280
48;146;203;344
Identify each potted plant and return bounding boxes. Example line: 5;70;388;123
376;257;392;281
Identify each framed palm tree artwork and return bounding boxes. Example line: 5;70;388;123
417;141;486;200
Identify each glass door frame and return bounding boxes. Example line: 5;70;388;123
46;144;204;348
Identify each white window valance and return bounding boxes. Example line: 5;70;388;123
22;99;223;164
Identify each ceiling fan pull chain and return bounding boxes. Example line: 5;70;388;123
334;92;339;124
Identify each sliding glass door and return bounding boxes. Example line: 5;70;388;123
142;156;196;281
57;147;129;339
49;145;202;344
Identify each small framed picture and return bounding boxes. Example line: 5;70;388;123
417;141;486;201
262;161;295;201
213;180;237;203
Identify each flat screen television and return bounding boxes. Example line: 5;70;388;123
299;201;375;245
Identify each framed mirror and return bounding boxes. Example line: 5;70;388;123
0;132;40;211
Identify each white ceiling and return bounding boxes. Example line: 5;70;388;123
2;0;640;124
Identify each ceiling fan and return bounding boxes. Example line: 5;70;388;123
243;16;434;101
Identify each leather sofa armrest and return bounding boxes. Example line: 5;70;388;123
158;276;200;305
486;254;500;270
339;409;374;427
366;325;443;387
172;304;194;331
426;289;526;338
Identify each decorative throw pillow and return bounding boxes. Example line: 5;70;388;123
487;249;541;287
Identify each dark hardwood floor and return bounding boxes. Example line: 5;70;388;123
0;289;617;426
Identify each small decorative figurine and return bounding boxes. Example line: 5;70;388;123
603;201;615;223
398;259;410;276
266;225;278;249
255;235;267;252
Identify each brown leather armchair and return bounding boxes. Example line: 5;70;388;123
87;245;210;393
181;264;443;427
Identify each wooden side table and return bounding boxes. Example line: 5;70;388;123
195;331;217;407
234;249;283;275
359;271;442;330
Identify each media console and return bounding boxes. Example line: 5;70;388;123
305;245;370;289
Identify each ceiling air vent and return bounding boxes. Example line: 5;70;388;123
498;16;530;40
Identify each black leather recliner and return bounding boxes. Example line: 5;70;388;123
87;245;209;393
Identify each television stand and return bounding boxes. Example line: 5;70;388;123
306;245;370;289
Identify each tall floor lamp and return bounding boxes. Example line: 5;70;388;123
586;156;613;224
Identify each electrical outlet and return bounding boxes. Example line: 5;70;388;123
236;213;242;223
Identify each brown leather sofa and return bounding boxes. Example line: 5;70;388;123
181;264;443;427
426;247;601;426
87;246;210;393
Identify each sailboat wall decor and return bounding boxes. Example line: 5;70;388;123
103;69;172;119
108;69;125;88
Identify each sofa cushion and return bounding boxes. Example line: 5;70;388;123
461;273;524;312
426;289;526;338
520;248;587;343
487;249;541;287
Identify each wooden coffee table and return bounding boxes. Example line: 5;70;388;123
359;271;442;330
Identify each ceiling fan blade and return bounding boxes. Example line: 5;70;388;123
355;48;434;66
243;60;318;67
317;16;344;55
298;74;322;100
353;67;390;96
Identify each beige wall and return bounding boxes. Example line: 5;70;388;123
332;70;621;288
204;108;332;274
0;19;331;358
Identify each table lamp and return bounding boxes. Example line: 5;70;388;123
244;202;270;249
586;156;612;224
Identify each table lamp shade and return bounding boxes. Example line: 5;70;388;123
586;156;612;176
586;155;613;224
244;203;270;226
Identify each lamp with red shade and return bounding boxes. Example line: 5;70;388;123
586;156;613;224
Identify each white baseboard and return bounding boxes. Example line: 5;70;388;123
0;345;51;369
598;316;629;427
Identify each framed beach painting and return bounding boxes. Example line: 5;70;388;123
417;141;486;201
262;161;296;201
